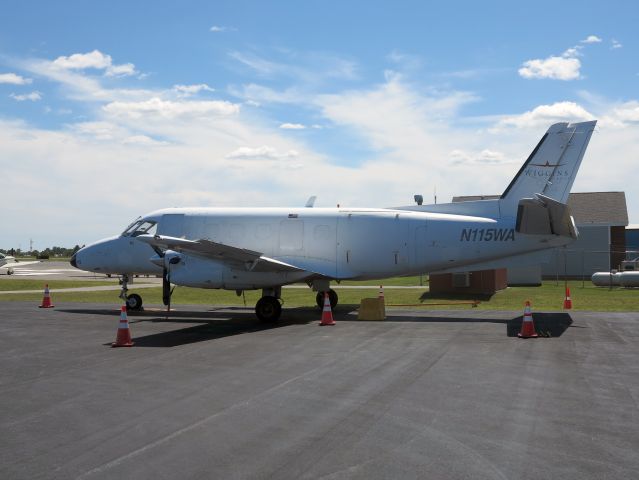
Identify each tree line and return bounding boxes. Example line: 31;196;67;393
0;245;84;259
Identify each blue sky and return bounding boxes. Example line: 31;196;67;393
1;0;638;248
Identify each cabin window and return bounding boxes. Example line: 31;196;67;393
122;220;157;237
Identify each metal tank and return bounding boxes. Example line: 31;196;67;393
619;272;639;287
591;272;623;287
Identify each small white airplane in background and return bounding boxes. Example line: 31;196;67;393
71;121;596;321
0;253;41;275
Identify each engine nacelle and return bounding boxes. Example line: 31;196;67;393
167;253;308;289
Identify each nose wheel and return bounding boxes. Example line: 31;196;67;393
126;293;143;311
119;274;143;311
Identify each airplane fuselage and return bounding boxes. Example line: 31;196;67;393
74;207;570;289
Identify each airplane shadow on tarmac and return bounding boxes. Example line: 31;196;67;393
57;306;319;348
352;312;573;338
57;306;573;347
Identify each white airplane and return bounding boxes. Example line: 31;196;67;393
71;120;596;321
0;252;41;275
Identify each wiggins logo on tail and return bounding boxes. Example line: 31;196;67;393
460;228;515;242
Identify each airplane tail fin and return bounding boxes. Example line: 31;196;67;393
499;120;596;214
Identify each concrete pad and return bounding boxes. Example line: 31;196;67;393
1;302;638;479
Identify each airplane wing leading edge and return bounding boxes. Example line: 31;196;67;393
136;234;309;274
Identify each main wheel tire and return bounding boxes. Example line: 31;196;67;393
316;289;338;309
126;293;143;311
255;296;282;322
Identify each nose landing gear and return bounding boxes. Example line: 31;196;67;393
126;293;143;311
119;274;144;311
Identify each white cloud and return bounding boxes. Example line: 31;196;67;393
562;47;582;58
518;55;581;80
68;121;167;145
52;50;137;77
19;57;155;103
449;149;514;165
225;145;299;160
279;123;306;130
70;121;121;140
0;73;32;85
122;135;168;146
105;63;136;77
494;101;595;129
102;97;240;119
609;101;639;123
611;39;623;49
229;51;278;76
9;91;42;101
229;83;306;105
581;35;602;44
518;39;599;81
387;50;422;70
210;25;235;32
172;84;215;97
53;50;111;70
229;50;357;83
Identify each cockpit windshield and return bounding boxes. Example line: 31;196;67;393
122;220;157;237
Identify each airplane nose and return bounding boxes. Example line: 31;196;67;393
70;253;77;268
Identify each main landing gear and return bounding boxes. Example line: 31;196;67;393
254;287;339;322
255;287;282;322
119;274;143;311
316;289;338;310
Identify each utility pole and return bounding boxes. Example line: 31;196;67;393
30;238;33;252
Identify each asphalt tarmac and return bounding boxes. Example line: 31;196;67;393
0;261;161;282
1;302;638;479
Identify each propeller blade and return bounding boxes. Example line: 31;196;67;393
162;268;171;306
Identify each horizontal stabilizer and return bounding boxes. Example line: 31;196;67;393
516;194;577;238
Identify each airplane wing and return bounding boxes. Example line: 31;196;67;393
0;260;42;269
136;234;307;273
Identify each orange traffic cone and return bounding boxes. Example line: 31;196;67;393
563;286;572;309
378;285;385;301
112;305;134;347
38;284;54;308
319;292;335;326
518;301;538;338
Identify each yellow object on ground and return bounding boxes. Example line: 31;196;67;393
358;297;386;320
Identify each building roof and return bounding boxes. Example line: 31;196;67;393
452;192;628;227
567;192;628;226
452;195;500;202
